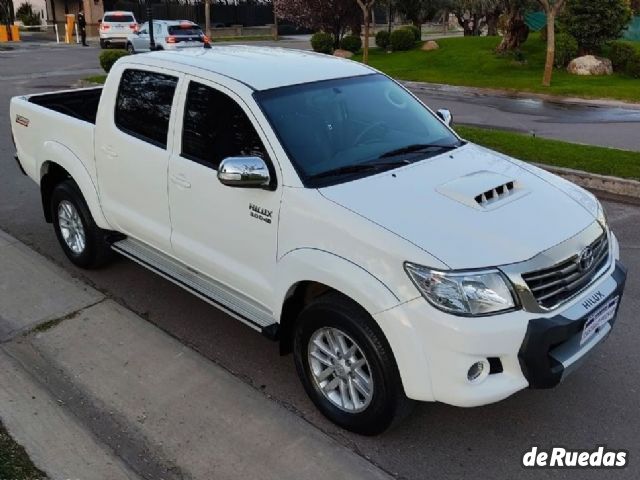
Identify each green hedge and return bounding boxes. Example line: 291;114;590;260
311;32;334;54
375;30;390;49
340;35;362;53
390;29;415;51
99;49;130;73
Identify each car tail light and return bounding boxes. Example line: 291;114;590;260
101;23;110;30
129;24;137;30
165;36;177;43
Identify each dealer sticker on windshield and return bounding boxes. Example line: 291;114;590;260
581;296;618;346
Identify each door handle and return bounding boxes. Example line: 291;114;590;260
100;145;118;158
170;174;191;189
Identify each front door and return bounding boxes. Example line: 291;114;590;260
168;78;282;310
95;67;180;252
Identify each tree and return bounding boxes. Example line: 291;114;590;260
395;0;445;27
496;0;533;52
274;0;361;48
560;0;632;54
356;0;376;64
536;0;567;87
448;0;502;36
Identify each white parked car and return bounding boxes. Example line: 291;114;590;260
126;20;207;54
10;47;627;435
99;11;138;49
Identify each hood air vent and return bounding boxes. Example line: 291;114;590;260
436;171;529;211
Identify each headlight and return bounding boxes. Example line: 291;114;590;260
404;263;517;316
596;202;609;230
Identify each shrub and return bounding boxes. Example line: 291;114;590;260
311;32;334;54
402;25;421;42
390;29;415;51
16;2;41;26
554;32;579;68
340;34;362;53
627;53;640;78
375;30;390;49
607;41;638;71
99;49;130;73
560;0;632;53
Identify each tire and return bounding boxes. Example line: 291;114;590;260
50;180;113;269
126;42;135;54
293;292;413;435
99;39;106;49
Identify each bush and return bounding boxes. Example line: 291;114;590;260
561;0;632;53
375;30;390;49
554;33;578;68
311;32;334;54
390;29;415;51
627;53;640;78
99;49;130;73
340;34;362;53
16;2;41;26
607;41;638;71
402;25;421;42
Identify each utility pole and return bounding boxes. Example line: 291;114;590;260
204;0;211;39
273;0;278;41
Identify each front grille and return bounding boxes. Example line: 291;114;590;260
522;233;610;309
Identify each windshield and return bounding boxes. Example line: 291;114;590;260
168;24;202;36
104;14;134;23
255;74;461;187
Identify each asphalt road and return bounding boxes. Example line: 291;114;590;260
2;44;640;479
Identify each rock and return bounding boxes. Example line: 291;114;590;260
567;55;613;76
421;40;439;51
333;49;354;59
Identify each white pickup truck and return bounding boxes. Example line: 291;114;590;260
10;46;627;435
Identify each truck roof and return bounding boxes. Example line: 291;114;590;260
127;46;374;91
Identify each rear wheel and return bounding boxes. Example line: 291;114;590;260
293;292;413;435
126;42;135;54
51;180;113;269
99;39;107;49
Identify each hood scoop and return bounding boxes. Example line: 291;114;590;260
436;170;529;211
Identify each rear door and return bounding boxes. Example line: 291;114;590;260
103;12;136;37
95;66;182;253
167;23;204;49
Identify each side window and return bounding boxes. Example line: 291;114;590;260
115;69;178;148
181;81;267;169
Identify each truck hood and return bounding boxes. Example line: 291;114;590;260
319;143;597;269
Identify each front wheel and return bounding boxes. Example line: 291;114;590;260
293;292;413;435
51;180;113;269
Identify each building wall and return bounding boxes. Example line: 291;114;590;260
46;0;103;36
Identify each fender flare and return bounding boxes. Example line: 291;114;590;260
39;141;111;230
275;248;401;320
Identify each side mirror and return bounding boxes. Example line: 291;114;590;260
436;109;453;127
218;156;270;188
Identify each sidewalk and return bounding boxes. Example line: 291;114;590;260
0;228;392;480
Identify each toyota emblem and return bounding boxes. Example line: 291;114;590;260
579;246;595;271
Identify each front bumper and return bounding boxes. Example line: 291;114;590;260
374;236;626;407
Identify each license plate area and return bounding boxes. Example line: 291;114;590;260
581;296;618;345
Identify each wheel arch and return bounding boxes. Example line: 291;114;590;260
38;144;110;229
275;248;401;355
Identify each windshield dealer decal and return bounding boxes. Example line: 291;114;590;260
249;203;272;224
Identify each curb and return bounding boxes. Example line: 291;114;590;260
533;163;640;199
403;80;640;110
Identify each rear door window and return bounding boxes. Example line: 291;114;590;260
115;69;178;148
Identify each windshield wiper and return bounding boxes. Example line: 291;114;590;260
378;143;460;159
307;159;411;181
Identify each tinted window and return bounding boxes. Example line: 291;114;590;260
255;74;461;186
168;24;202;36
182;81;267;168
104;14;135;22
115;69;178;148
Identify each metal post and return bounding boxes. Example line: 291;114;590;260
75;22;79;43
204;0;211;40
147;1;156;50
273;0;278;41
54;23;59;43
387;0;392;35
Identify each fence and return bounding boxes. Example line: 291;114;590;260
111;2;274;27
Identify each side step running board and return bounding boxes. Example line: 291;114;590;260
111;238;279;338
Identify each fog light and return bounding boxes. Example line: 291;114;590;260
467;360;489;383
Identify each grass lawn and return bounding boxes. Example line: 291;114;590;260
84;74;106;84
355;34;640;102
0;420;47;480
457;125;640;179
